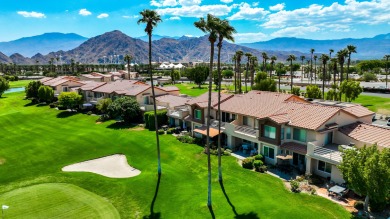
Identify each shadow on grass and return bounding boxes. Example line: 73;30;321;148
106;122;137;130
36;103;48;107
24;102;36;107
143;174;162;219
56;111;79;118
219;181;260;219
208;205;216;219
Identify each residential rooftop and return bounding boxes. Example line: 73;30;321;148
339;122;390;149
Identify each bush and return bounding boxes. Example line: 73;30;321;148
97;114;110;122
258;165;267;173
176;135;195;144
291;86;300;96
253;160;263;171
49;102;57;108
87;111;93;115
57;105;67;110
369;199;387;212
354;201;364;210
158;129;165;135
166;127;176;134
253;154;263;161
242;157;254;169
224;149;232;156
144;110;168;131
290;180;300;193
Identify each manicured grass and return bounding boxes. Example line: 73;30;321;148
173;83;213;96
9;80;33;88
353;95;390;114
0;183;120;219
0;91;350;218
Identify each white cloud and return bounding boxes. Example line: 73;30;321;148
269;3;285;11
220;0;233;3
122;15;139;19
157;5;233;18
227;3;269;20
271;26;320;37
178;0;201;6
17;11;46;18
97;13;109;19
151;0;178;7
234;32;268;43
168;16;181;20
79;9;92;16
252;2;259;7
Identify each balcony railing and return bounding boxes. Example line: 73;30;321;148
168;109;189;119
308;141;342;164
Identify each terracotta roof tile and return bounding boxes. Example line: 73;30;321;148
342;105;374;118
187;92;233;108
92;80;142;93
156;94;191;108
78;81;107;91
338;122;390;149
157;86;179;92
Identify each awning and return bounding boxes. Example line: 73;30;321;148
194;126;222;138
280;142;307;154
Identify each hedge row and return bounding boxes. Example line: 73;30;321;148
144;110;168;131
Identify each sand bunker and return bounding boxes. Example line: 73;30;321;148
62;154;140;178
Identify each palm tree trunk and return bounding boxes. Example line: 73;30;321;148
127;60;130;79
323;64;326;99
206;42;214;207
149;34;161;176
217;44;223;182
290;61;293;91
245;62;248;92
347;57;350;81
279;73;281;92
234;61;237;94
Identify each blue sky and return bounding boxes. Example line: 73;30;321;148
0;0;389;43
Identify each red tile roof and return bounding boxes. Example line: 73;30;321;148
342;105;374;118
78;81;107;91
92;80;142;93
157;86;179;92
42;76;83;87
186;92;233;108
338;122;390;149
156;94;191;108
280;142;308;154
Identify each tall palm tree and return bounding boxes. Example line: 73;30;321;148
124;54;133;79
346;45;357;81
235;50;244;93
270;56;277;79
329;49;334;83
300;55;305;82
337;49;348;83
313;55;318;84
232;54;237;93
138;9;163;176
194;13;218;207
250;56;258;88
215;18;236;183
384;55;390;88
276;63;284;92
320;54;330;99
244;53;252;92
261;52;269;71
287;54;296;91
331;58;338;84
310;48;315;84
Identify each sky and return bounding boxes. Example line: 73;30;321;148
0;0;389;43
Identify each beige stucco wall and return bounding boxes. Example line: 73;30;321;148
54;81;84;94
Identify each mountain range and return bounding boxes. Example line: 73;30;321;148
0;31;388;65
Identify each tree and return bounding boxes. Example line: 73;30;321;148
222;69;233;78
37;85;54;103
235;50;244;93
261;52;269;71
339;145;390;212
346;45;357;81
215;17;235;183
254;71;267;84
291;86;300;96
189;66;209;88
232;54;237;94
138;9;163;176
337;49;348;83
107;97;141;124
124;54;133;79
275;63;285;92
96;98;112;114
250;56;258;88
300;55;305;82
310;48;315;84
330;58;338;84
170;67;180;84
326;84;341;101
313;55;318;84
320;54;330;99
384;55;389;88
194;13;218;207
244;53;252;93
252;79;277;91
305;85;322;99
58;92;83;110
339;80;363;102
25;81;42;99
287;54;296;91
270;56;277;79
0;77;10;98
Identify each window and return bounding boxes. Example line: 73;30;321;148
263;146;275;159
281;128;285;140
293;128;307;142
143;96;149;104
264;125;276;139
243;116;249;126
194;109;202;120
286;127;291;139
63;87;68;92
232;114;236;120
318;161;332;173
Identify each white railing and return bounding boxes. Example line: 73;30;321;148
308;141;342;164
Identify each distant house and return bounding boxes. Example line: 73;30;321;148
79;72;113;82
156;94;192;127
40;76;85;96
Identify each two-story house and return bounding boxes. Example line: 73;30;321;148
40;76;86;96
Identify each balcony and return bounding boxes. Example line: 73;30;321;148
307;141;343;164
167;107;189;119
209;119;226;130
225;120;258;138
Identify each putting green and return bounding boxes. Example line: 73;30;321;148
0;183;120;219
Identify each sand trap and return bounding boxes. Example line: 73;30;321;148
62;154;140;178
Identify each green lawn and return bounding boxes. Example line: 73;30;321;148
0;90;350;218
8;80;33;88
353;95;390;115
0;183;120;219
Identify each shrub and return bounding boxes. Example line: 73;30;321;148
166;127;176;134
291;86;301;96
258;165;267;173
354;201;364;210
253;160;263;171
290;180;300;193
176;135;195;144
97;114;110;122
253;154;263;161
87;111;93;115
144;110;168;131
158;129;165;135
242;157;254;169
224;149;232;156
57;105;67;110
49;102;57;108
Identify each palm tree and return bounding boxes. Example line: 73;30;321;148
320;54;330;99
337;49;348;83
250;56;258;88
331;58;338;84
310;48;315;84
300;55;305;82
313;55;318;84
346;45;357;81
138;9;163;176
235;50;244;93
384;55;390;88
244;53;252;92
215;17;235;183
261;52;269;71
287;54;296;91
232;54;237;93
270;56;277;79
329;49;334;83
276;63;284;92
194;13;218;207
124;54;133;79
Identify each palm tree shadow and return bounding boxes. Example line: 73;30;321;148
143;174;162;219
219;181;260;219
208;205;216;219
